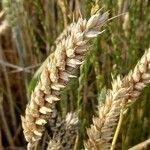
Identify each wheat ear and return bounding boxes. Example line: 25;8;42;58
21;10;109;150
47;112;78;150
85;48;150;150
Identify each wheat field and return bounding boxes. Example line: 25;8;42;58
0;0;150;150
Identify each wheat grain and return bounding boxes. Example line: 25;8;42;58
21;10;109;149
85;48;150;150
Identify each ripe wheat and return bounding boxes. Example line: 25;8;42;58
21;10;109;149
85;48;150;150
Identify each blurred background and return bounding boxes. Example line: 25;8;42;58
0;0;150;149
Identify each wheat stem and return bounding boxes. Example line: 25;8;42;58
129;139;150;150
0;96;14;147
110;111;123;150
0;23;17;131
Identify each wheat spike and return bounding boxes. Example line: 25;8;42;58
21;10;109;149
47;112;78;150
85;48;150;150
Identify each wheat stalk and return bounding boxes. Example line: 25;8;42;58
129;139;150;150
47;112;78;150
21;10;109;150
85;48;150;150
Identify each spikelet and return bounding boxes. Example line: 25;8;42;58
21;10;109;149
47;140;61;150
85;48;150;150
47;112;78;150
